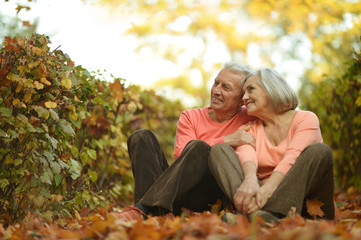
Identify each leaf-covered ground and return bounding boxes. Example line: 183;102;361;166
1;189;361;240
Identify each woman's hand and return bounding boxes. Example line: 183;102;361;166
247;186;272;214
233;177;260;214
247;171;285;214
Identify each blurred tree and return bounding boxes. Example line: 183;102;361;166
91;0;361;106
0;1;37;42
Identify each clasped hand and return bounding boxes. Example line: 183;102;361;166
233;179;270;214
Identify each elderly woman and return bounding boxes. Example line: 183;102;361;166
209;68;335;222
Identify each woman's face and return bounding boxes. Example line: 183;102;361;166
242;75;270;115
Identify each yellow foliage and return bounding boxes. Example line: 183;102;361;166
40;77;51;86
17;65;26;72
5;155;13;164
34;81;44;90
45;101;57;109
24;93;32;102
31;46;43;56
15;84;22;93
69;111;78;121
61;76;72;89
13;98;20;105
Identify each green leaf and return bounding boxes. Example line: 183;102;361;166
80;151;89;165
69;159;81;180
0;129;8;138
58;160;69;169
88;170;98;182
82;189;91;202
87;149;97;160
59;120;75;136
16;168;26;176
0;107;12;117
70;145;79;157
39;157;49;168
355;96;361;107
49;109;59;121
50;161;61;175
45;134;58;149
14;158;22;166
40;172;52;185
0;179;9;189
16;114;28;122
33;106;49;119
54;174;63;186
27;125;37;133
44;150;54;161
31;176;41;188
0;148;10;158
41;210;53;223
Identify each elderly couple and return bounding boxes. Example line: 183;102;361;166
115;62;335;223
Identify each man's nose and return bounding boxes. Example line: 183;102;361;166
213;86;221;94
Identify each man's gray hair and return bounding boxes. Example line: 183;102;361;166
247;68;298;113
222;61;254;76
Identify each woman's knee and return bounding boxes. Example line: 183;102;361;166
209;143;234;165
210;143;229;158
303;143;333;167
211;143;229;152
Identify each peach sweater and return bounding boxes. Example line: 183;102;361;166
235;110;323;182
174;106;255;160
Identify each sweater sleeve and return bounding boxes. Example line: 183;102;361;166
235;122;258;167
274;111;323;175
174;111;196;160
235;144;258;167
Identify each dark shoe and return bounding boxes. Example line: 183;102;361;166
250;210;280;224
114;206;146;221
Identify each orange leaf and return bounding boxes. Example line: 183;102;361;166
58;229;82;239
22;21;32;27
109;80;124;101
29;116;41;127
15;5;30;14
306;199;324;218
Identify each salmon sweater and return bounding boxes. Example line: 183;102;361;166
235;110;323;182
174;106;255;160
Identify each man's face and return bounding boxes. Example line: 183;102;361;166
210;69;244;114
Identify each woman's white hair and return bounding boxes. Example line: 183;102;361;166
246;68;298;113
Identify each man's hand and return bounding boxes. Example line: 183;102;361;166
233;177;260;214
224;125;255;148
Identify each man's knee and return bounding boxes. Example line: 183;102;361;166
182;140;211;162
128;129;153;145
186;139;210;151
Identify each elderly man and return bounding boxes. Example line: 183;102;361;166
116;62;256;220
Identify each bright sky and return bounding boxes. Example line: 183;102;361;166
2;0;173;85
1;0;308;106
